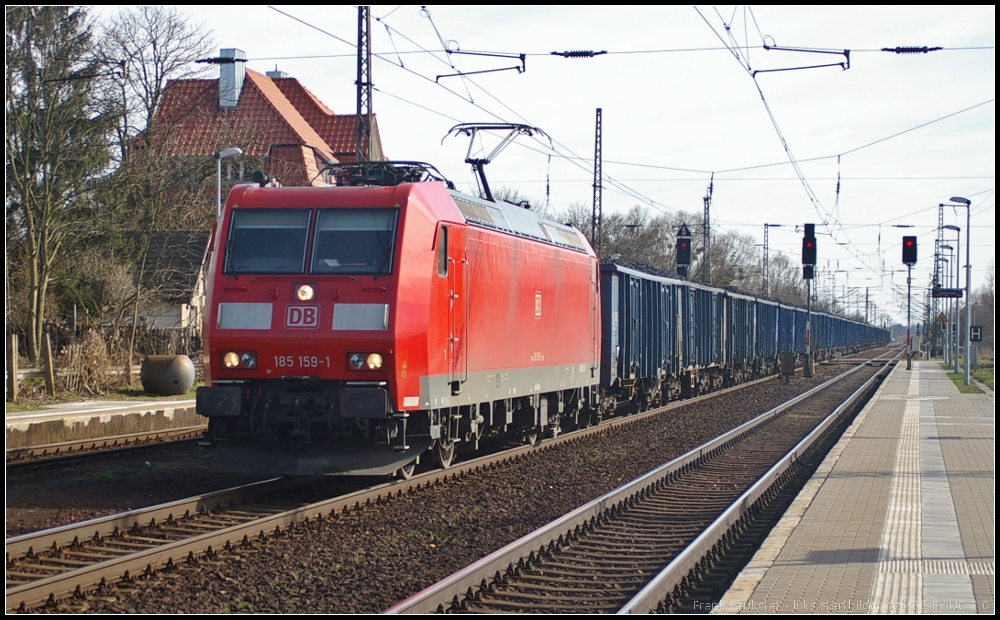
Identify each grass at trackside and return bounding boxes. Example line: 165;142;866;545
105;384;200;400
938;361;991;393
4;401;44;412
972;360;994;390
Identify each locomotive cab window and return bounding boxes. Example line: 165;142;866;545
225;209;310;274
311;209;398;275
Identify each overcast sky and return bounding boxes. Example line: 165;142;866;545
104;6;994;324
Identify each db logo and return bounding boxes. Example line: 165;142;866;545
285;305;319;328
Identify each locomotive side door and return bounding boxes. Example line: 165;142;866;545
446;226;468;394
590;262;600;380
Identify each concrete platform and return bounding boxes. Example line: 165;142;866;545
5;399;201;449
712;360;994;614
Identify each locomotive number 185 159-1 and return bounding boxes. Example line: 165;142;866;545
274;355;332;369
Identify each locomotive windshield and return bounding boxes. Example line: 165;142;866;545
311;209;397;275
222;208;397;275
224;209;311;274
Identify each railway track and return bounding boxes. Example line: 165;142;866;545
4;475;389;612
4;365;804;613
5;348;890;474
5;352;897;612
386;357;893;614
5;427;208;470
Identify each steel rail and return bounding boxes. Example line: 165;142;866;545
6;477;289;560
5;475;363;612
617;358;894;613
6;426;207;468
384;359;887;614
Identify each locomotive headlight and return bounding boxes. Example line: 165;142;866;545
348;352;384;371
223;351;256;369
295;283;315;301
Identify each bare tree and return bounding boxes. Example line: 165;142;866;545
6;7;118;362
560;203;679;273
60;248;138;330
101;6;215;159
558;202;593;240
702;229;761;291
766;253;807;305
603;206;675;271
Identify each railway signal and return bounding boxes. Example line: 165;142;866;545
676;224;692;277
801;223;817;267
902;235;918;369
801;223;817;377
902;236;917;265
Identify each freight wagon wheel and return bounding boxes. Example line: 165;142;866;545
523;430;538;446
433;439;456;469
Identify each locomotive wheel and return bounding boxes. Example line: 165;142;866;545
434;439;456;469
396;461;417;480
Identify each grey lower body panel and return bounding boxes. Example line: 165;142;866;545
417;362;598;409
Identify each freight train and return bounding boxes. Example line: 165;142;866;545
195;161;889;477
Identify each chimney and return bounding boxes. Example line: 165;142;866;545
266;67;289;79
219;48;246;109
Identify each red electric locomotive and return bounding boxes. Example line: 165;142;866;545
196;162;601;476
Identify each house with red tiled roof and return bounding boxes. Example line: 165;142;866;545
137;48;385;333
152;48;383;187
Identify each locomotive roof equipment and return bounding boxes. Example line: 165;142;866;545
323;160;454;189
444;123;551;202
